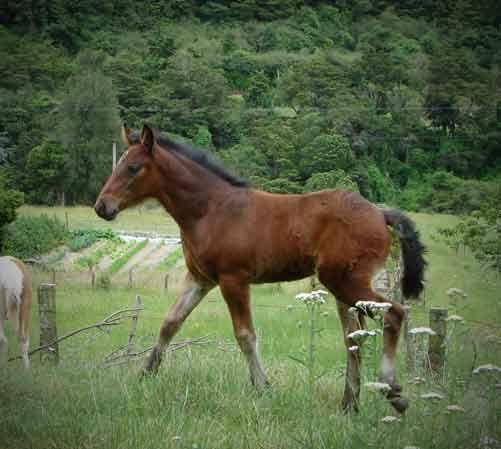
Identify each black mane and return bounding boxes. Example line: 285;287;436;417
130;130;249;188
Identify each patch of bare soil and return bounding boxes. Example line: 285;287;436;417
62;240;106;271
118;240;160;274
141;242;179;270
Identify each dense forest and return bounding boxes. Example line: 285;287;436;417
1;0;500;217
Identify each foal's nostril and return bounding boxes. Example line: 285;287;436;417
94;200;105;217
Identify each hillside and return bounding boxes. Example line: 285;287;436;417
0;1;500;211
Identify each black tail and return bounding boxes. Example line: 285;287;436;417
382;209;427;299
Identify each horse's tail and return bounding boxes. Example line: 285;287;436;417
382;209;427;299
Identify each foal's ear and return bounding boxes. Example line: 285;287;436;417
141;124;155;153
121;123;134;146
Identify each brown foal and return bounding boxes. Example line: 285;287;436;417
95;124;426;412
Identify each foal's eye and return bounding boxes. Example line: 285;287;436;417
127;163;141;175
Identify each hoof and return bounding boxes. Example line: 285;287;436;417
389;396;409;414
341;397;359;414
139;367;157;381
141;346;162;378
390;383;402;394
252;376;272;394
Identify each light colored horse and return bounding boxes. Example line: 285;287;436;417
0;256;32;368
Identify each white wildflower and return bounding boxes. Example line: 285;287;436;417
446;287;467;298
348;345;359;353
446;405;465;413
311;289;329;296
446;314;465;322
295;290;328;305
411;376;425;385
347;329;377;343
409;327;436;336
420;392;444;401
356;300;392;316
381;415;400;423
364;381;392;393
473;364;501;375
479;436;499;449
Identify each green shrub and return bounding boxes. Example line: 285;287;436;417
75;239;119;270
159;247;184;270
436;184;501;271
67;228;117;252
304;169;358;193
0;185;24;253
96;273;111;290
261;178;303;193
3;214;68;259
107;239;148;275
399;171;495;214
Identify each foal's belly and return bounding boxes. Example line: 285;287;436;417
252;256;316;284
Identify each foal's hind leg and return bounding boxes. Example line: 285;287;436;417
335;300;366;412
142;273;212;376
219;276;269;390
320;269;408;413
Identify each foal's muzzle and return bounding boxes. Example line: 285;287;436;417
94;197;119;221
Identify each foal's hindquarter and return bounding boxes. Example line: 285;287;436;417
144;189;407;410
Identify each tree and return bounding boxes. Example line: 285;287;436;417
0;174;24;252
245;71;273;108
56;50;120;204
26;139;67;204
304;169;359;192
300;133;355;179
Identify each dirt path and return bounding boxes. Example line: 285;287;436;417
117;240;159;274
141;242;179;270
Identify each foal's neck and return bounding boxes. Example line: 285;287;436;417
154;147;232;229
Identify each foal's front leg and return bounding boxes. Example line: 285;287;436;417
142;273;212;376
219;276;269;390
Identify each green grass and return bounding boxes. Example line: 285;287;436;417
158;247;184;271
18;204;180;236
75;239;121;269
1;212;500;449
107;239;149;275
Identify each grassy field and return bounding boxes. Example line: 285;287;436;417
18;203;180;235
1;209;500;449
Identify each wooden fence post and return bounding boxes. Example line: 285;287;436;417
428;307;448;372
164;273;169;294
128;269;134;288
403;306;415;371
38;283;59;365
126;295;142;355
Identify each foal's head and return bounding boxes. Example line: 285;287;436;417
95;124;160;221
